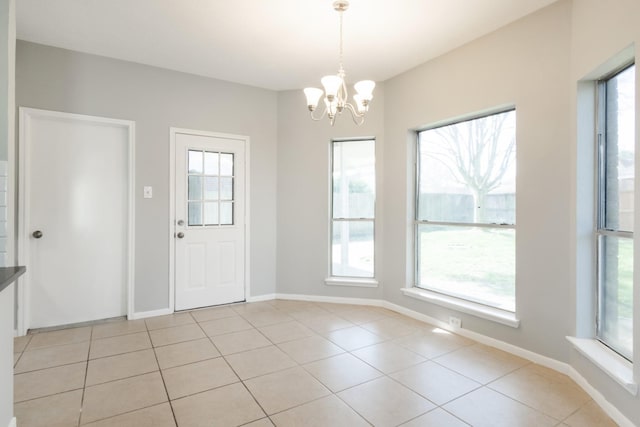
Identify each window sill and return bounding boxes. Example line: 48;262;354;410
401;287;520;328
566;336;637;396
325;277;379;288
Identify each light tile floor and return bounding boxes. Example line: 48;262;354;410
13;299;618;427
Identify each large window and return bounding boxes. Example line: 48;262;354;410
416;110;516;311
596;64;635;361
331;139;375;278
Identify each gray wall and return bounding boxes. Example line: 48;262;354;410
383;1;572;360
569;0;640;424
16;41;278;312
276;0;573;360
0;0;7;162
276;85;385;299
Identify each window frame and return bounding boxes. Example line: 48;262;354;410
328;137;377;282
413;108;517;312
594;63;635;362
186;149;236;228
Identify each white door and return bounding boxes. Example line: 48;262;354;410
19;108;134;329
174;131;246;310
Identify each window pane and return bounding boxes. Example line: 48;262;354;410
188;176;202;201
333;140;375;219
220;153;234;176
418;110;516;224
417;224;515;311
188;150;203;173
204;177;219;200
597;65;635;361
220;202;233;225
604;66;635;232
188;202;202;226
331;220;374;278
220;177;233;201
204;202;219;225
204;152;219;175
598;235;633;360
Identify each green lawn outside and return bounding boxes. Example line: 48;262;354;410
601;237;633;358
418;226;515;311
418;226;634;323
613;238;633;320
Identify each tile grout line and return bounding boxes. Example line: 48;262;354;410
430;406;473;426
78;403;172;427
330;350;481;427
559;399;599;424
59;318;188;424
234;328;333;423
485;381;567;424
208;304;359;424
238;380;271;424
215;307;285;423
326;376;376;426
148;312;185;427
256;304;384;424
77;325;93;427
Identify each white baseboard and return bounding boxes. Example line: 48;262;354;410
382;300;569;375
8;417;16;427
129;307;172;320
274;293;566;373
246;293;277;303
567;366;635;427
274;293;381;307
268;293;633;427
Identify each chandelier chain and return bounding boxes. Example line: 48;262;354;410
338;8;344;74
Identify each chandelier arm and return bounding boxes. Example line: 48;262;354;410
337;79;348;110
309;106;328;121
344;103;366;126
344;102;364;118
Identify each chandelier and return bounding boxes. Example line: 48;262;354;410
303;0;375;126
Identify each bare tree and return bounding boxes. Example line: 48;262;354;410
426;112;515;223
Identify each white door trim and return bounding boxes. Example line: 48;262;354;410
169;127;250;312
17;107;136;335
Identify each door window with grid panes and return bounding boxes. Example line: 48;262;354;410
187;150;234;226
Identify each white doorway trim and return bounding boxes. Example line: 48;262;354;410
17;107;135;335
169;127;250;312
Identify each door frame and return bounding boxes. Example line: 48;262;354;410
169;127;250;312
17;107;136;335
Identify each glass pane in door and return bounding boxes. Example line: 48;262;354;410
188;150;203;173
187;150;234;227
188;202;202;226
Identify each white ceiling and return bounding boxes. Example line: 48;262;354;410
17;0;558;91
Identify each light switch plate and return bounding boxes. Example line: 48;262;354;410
143;186;153;199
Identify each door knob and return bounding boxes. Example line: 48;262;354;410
177;219;185;226
176;232;185;239
32;230;43;239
